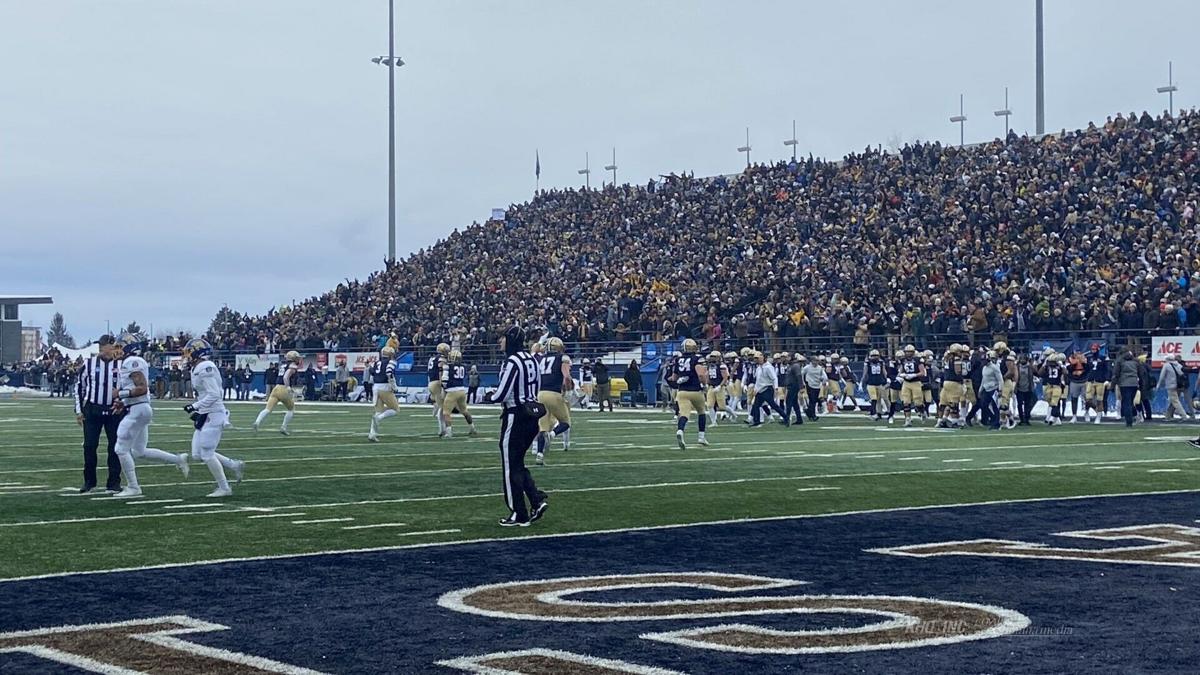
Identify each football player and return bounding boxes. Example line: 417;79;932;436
723;352;741;419
937;344;966;428
886;349;904;424
253;350;301;435
861;349;888;420
578;358;594;409
993;342;1018;430
535;337;573;464
822;353;841;414
1065;349;1090;423
741;349;758;422
441;350;478;439
705;350;729;424
673;339;709;448
837;356;857;411
1085;343;1111;424
367;346;400;442
110;333;189;498
1038;351;1066;425
182;339;245;497
427;343;451;434
897;344;925;427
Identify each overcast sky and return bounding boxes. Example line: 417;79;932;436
2;0;1196;343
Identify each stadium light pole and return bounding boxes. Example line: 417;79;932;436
578;152;591;189
603;147;617;186
950;94;967;148
372;0;404;263
783;119;798;161
1035;0;1045;135
994;87;1013;139
737;127;751;168
1157;61;1178;117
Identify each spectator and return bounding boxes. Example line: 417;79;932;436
624;360;642;407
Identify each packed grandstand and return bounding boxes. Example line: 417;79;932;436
188;108;1200;358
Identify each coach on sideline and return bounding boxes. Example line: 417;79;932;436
74;335;123;493
484;324;548;527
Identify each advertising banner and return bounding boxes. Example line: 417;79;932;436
1151;335;1200;368
235;353;280;373
329;351;378;372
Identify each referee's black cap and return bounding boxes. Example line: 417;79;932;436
503;324;526;356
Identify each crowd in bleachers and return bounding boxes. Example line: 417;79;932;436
198;109;1198;355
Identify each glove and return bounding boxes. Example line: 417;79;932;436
677;376;690;385
482;392;494;404
189;411;209;430
183;404;196;414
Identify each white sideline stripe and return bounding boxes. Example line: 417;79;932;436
164;503;235;510
941;459;973;463
3;438;1175;495
248;512;307;519
855;454;886;459
1147;469;1183;473
897;456;928;461
990;461;1023;465
4;488;1200;585
0;485;46;490
130;499;183;505
795;487;840;493
4;456;1199;530
0;482;25;486
291;518;354;525
341;522;407;530
395;529;461;537
1092;466;1124;470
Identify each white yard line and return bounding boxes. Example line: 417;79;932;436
247;512;307;519
990;461;1023;465
4;487;1200;585
163;503;235;510
897;456;928;461
3;455;1198;530
395;528;461;537
941;459;973;463
291;518;354;525
129;499;184;505
1092;466;1124;470
795;487;841;493
1147;469;1183;473
341;522;408;530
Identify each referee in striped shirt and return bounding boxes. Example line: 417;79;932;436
485;324;548;527
74;335;124;493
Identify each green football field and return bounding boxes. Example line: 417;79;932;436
1;396;1198;581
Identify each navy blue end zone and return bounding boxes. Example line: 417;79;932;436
2;492;1198;673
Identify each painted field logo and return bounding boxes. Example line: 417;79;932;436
872;523;1200;567
0;615;326;674
437;572;1029;672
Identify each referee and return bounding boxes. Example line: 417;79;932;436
74;335;124;493
485;324;548;527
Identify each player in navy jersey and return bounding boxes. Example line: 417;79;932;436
673;339;709;448
704;351;729;425
861;349;889;420
534;337;573;464
427;343;450;435
440;350;477;438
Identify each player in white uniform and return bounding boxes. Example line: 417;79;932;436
111;334;190;498
183;339;246;497
253;350;301;435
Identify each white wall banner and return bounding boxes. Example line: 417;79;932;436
328;351;377;372
235;353;281;372
1151;335;1200;368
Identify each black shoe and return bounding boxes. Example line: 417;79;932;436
78;484;96;494
498;516;530;527
529;501;549;523
1188;440;1200;450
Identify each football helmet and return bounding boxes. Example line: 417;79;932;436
829;352;840;361
182;338;212;364
796;354;807;362
840;356;849;364
993;341;1008;353
739;347;751;358
450;349;463;363
708;350;722;361
895;349;904;359
986;350;997;360
904;344;916;354
724;352;738;360
285;350;302;364
116;332;144;357
547;337;565;353
682;338;698;353
437;343;451;356
868;349;880;359
380;346;396;358
582;357;591;365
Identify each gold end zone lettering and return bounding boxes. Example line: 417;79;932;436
872;523;1200;567
0;615;327;674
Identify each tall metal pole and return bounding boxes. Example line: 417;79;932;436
1157;61;1178;116
387;0;396;262
1035;0;1044;135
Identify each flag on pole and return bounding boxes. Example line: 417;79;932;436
535;150;541;179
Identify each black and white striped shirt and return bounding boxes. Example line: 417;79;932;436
75;356;119;414
492;351;540;409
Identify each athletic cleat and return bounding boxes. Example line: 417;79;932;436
1187;440;1200;450
176;454;190;479
251;422;259;432
529;500;549;523
232;460;245;484
888;417;895;425
468;428;479;437
903;419;912;428
1094;416;1102;425
206;488;233;498
534;452;544;466
114;487;143;498
498;516;530;527
279;427;290;436
676;430;686;449
367;432;379;442
697;437;710;447
1070;416;1077;424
